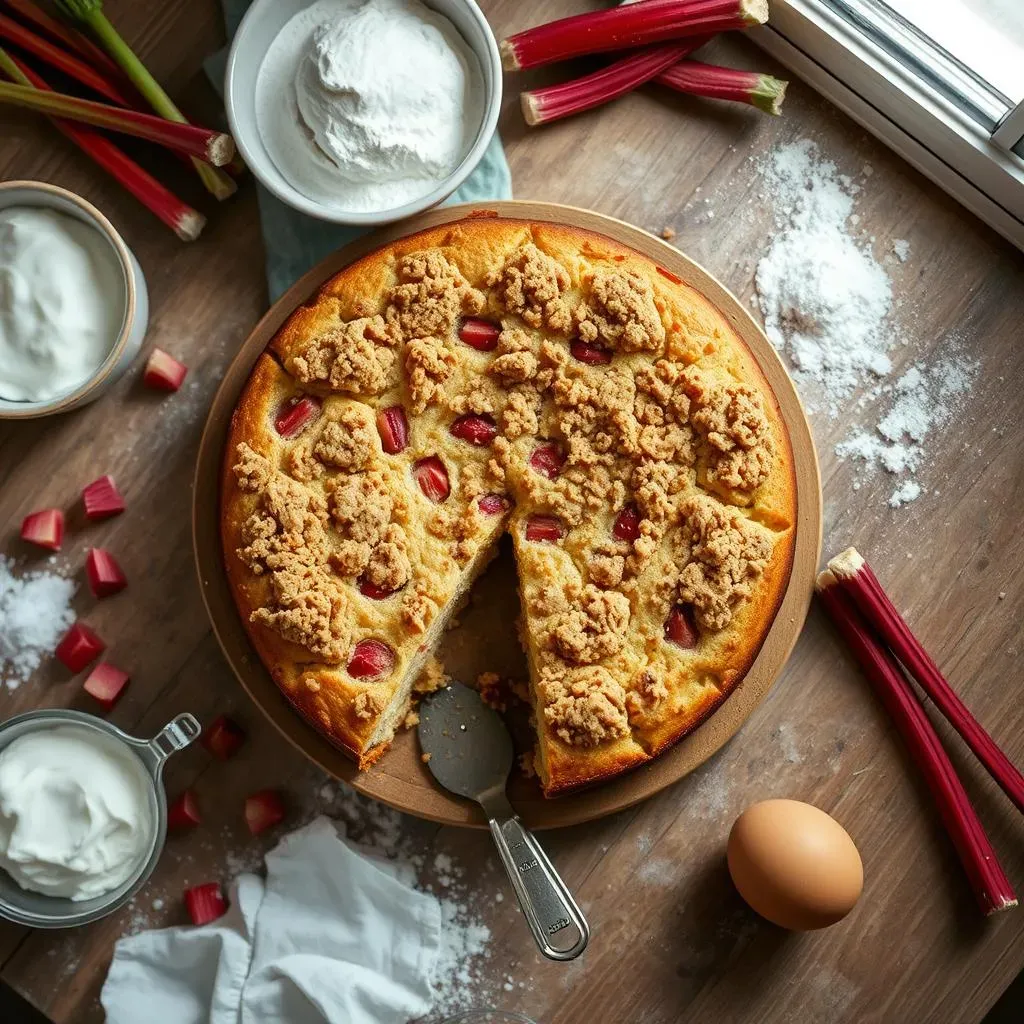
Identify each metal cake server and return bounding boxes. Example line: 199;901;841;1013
418;681;589;961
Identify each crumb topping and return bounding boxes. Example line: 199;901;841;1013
326;471;395;577
354;691;384;720
488;243;572;333
549;584;630;664
363;523;411;592
405;334;456;414
414;656;449;693
287;316;397;396
386;251;484;338
489;327;540;384
542;666;630;746
676;495;773;631
575;268;665;353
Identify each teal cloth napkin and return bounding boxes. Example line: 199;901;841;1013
206;0;512;300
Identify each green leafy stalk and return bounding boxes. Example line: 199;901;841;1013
54;0;236;199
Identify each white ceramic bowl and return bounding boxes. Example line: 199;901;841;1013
225;0;502;226
0;180;149;421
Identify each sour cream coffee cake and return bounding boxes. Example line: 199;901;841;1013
221;217;796;795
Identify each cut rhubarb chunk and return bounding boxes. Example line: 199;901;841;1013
347;639;395;679
274;395;321;439
55;622;105;673
413;456;450;503
168;789;202;831
525;515;565;543
83;662;130;710
85;548;127;598
185;883;226;926
528;442;565;480
478;493;509;516
82;475;125;520
143;348;188;391
20;508;64;551
665;605;699;649
458;317;501;351
359;577;400;599
449;413;498;446
202;715;246;760
570;339;612;365
376;405;409;454
244;789;286;836
613;505;641;542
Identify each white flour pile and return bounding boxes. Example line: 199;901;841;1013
753;140;977;508
0;556;75;690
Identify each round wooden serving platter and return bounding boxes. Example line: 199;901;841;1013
193;201;822;830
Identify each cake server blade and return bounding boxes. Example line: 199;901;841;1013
418;681;589;961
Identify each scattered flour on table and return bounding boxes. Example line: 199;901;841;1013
0;555;75;689
753;139;977;507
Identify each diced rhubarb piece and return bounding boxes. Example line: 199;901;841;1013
359;577;400;600
143;348;188;391
244;789;286;836
665;605;699;649
570;339;612;365
377;405;409;454
55;621;105;673
525;515;565;543
83;662;130;710
202;715;246;760
478;493;509;516
413;456;450;503
274;395;321;439
184;883;226;926
528;442;565;480
449;413;498;446
20;508;64;551
85;548;127;598
613;505;641;542
347;639;395;679
82;474;125;520
167;789;202;831
459;317;501;351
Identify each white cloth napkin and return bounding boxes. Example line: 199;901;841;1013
101;816;442;1024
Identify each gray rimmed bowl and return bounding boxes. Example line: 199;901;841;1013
0;710;200;928
225;0;502;226
0;181;149;420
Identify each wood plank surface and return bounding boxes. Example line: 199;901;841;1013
1;1;1023;1022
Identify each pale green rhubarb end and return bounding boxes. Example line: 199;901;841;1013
656;62;789;115
751;74;788;115
740;0;771;26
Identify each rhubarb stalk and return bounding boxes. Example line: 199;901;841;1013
501;0;768;71
0;80;235;162
825;548;1024;815
522;39;707;126
657;60;787;114
817;573;1017;916
0;11;127;104
0;48;204;240
54;0;236;200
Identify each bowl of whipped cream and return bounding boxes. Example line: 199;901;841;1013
0;709;200;927
226;0;501;224
0;180;149;420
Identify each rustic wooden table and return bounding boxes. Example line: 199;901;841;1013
2;2;1024;1022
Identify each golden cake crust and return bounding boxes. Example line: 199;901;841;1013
221;216;796;794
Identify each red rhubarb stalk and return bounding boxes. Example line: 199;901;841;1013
2;0;127;85
816;573;1017;916
826;548;1024;816
0;80;234;162
501;0;767;71
0;50;204;240
657;60;787;114
0;12;128;103
522;40;705;126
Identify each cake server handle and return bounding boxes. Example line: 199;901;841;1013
482;793;589;960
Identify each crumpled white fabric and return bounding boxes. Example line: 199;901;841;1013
101;816;441;1024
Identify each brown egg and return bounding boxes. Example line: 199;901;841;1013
727;799;863;930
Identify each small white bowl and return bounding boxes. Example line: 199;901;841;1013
0;180;149;421
225;0;502;226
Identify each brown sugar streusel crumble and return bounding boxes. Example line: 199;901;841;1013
226;222;794;794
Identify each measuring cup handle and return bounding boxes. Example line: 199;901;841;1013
147;713;202;767
488;814;589;961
